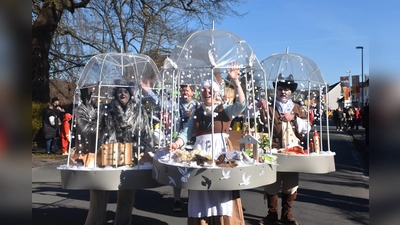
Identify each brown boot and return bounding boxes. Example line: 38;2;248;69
259;194;279;225
280;193;298;225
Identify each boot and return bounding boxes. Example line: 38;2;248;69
280;193;298;225
259;194;279;225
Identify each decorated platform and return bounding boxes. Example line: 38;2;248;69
273;151;336;173
151;150;277;190
58;164;162;190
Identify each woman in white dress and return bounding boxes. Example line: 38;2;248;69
168;62;246;225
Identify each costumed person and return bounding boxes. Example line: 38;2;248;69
258;75;310;225
76;82;153;225
41;102;58;154
172;84;199;212
60;113;72;156
168;62;246;225
143;81;199;212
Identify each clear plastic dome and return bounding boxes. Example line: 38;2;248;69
162;29;263;88
261;49;332;153
77;52;160;90
69;53;162;169
261;50;327;106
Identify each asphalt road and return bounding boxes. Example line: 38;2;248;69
32;124;369;225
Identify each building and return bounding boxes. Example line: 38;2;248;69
325;82;342;110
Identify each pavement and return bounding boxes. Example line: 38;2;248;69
347;127;369;175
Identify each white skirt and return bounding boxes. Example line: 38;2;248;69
188;133;233;218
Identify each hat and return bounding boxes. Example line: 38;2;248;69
51;97;59;103
63;113;72;121
201;80;220;92
272;74;298;92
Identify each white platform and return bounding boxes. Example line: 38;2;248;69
58;165;162;190
152;158;277;190
273;152;336;173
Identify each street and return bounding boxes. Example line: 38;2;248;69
32;123;369;225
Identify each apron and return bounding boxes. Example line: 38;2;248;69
188;133;233;217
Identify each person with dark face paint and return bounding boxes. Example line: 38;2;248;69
76;85;153;225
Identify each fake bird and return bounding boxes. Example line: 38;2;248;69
201;175;212;189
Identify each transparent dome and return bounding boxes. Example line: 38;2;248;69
261;50;327;106
162;29;263;88
262;51;325;82
77;52;160;90
69;53;162;169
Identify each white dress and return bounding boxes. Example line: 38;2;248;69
188;133;233;218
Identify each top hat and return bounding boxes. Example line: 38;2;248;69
272;74;298;92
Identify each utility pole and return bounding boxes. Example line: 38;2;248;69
356;46;364;107
346;70;351;107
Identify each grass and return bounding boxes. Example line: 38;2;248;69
32;152;68;160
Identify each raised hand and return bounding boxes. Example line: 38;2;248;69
227;61;240;80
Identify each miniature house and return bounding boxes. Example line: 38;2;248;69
240;134;259;161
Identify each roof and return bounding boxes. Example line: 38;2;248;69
328;81;341;92
240;134;259;144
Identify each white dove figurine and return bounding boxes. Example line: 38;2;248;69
220;169;231;180
178;167;190;183
168;176;176;186
239;172;251;186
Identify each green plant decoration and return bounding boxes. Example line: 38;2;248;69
258;134;270;150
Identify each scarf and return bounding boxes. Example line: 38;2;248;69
276;98;295;114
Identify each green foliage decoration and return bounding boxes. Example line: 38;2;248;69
258;134;270;150
32;102;46;141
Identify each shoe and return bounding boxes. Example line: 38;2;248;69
280;217;298;225
259;212;279;225
62;152;69;156
173;201;182;212
281;193;298;225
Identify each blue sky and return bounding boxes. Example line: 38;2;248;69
215;0;370;86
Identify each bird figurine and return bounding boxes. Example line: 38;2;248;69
201;175;212;189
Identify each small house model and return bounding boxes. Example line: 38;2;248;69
240;134;259;161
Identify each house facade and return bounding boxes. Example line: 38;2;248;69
326;82;342;110
326;76;369;110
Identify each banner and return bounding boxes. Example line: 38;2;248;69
352;75;360;93
340;76;350;100
340;76;349;87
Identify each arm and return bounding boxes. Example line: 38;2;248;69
169;111;196;151
228;62;245;104
291;105;311;134
294;116;311;134
225;62;246;118
141;80;173;111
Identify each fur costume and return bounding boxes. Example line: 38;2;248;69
76;97;153;153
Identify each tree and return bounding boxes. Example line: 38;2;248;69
32;0;247;103
32;0;91;102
